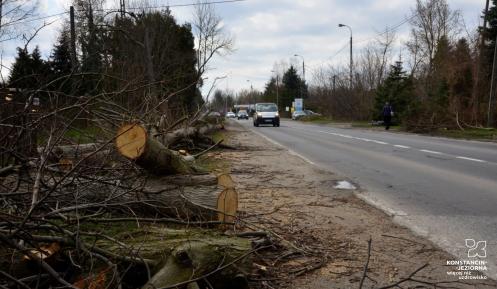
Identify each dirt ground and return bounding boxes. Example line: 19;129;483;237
207;122;497;289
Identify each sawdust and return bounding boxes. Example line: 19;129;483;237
209;122;496;289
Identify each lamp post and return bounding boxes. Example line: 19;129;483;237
294;54;305;100
246;79;253;115
338;23;353;89
271;70;279;109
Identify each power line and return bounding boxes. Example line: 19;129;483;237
123;0;247;10
2;0;248;27
328;41;350;61
1;11;67;28
355;14;416;44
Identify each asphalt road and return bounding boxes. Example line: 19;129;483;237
235;118;497;279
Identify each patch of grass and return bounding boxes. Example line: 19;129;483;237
208;130;225;143
64;126;104;144
431;128;497;140
350;121;374;128
299;115;334;123
195;155;230;174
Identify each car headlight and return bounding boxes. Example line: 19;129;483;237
275;112;279;117
257;113;263;117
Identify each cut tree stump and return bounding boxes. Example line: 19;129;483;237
115;124;193;175
142;174;238;221
216;174;238;224
98;228;252;289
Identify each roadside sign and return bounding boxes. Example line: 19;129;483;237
295;98;303;111
286;106;289;112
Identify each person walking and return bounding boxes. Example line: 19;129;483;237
382;102;394;130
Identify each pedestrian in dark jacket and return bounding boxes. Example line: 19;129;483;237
382;102;393;130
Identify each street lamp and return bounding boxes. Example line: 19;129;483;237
271;70;279;109
338;23;353;89
246;79;253;115
294;54;305;100
294;54;305;83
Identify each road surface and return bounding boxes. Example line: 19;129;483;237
235;118;497;279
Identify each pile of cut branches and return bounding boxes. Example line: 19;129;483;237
0;87;262;289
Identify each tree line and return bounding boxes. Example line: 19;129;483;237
6;0;232;126
311;0;497;130
210;0;496;130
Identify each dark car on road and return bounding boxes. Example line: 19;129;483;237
253;103;280;127
237;110;249;120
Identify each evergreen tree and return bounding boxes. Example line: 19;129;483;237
450;38;473;112
262;77;278;105
430;36;451;121
281;66;307;109
50;29;73;76
9;48;32;88
49;29;75;94
105;10;201;112
374;60;414;122
9;46;50;90
482;0;497;53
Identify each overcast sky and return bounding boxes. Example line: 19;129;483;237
0;0;486;95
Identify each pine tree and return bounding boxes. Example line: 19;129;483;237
483;0;497;52
49;29;74;94
262;77;278;104
450;38;473;115
9;46;49;90
374;60;414;122
9;48;32;89
50;29;73;76
430;36;451;122
281;66;307;109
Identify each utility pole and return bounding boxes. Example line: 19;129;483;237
247;80;253;115
474;0;491;124
271;70;280;109
488;32;497;127
69;6;77;71
120;0;126;18
339;24;353;89
332;75;336;93
294;54;305;100
276;74;279;109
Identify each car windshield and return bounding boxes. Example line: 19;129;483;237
257;104;277;112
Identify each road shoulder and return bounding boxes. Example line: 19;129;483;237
213;121;496;288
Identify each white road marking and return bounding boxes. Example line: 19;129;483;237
420;149;443;155
288;126;490;164
456;156;487;163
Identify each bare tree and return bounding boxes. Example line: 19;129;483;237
0;0;39;42
408;0;461;72
357;30;396;90
193;0;234;78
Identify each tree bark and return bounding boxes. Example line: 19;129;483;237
159;123;223;146
119;228;252;289
115;124;193;175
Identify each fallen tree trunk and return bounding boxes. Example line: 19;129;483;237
142;178;220;220
115;124;193;175
159;123;223;146
142;174;238;221
37;143;111;163
97;227;251;289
